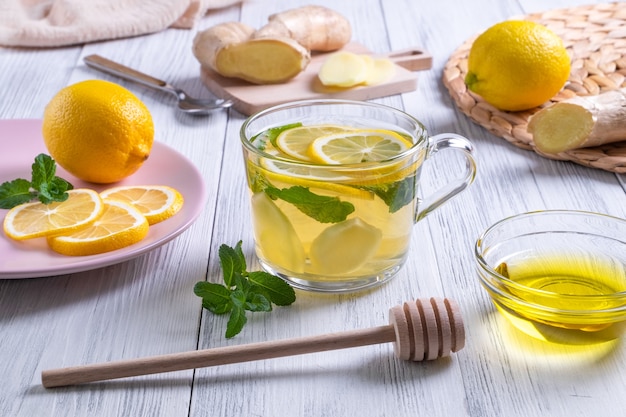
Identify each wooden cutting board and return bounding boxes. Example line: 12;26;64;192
199;42;432;116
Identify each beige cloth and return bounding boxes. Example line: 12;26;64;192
0;0;241;47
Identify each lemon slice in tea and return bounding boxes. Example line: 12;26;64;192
275;124;357;161
259;159;374;199
308;129;413;164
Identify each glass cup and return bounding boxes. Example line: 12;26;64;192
240;99;477;292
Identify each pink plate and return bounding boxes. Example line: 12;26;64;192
0;119;207;279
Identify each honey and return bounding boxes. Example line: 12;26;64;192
486;253;626;342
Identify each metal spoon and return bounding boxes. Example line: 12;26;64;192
83;54;232;115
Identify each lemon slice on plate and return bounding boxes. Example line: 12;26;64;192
100;185;184;225
3;189;104;240
308;129;413;164
47;199;149;256
275;124;357;161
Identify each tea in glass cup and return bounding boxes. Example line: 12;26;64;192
240;99;477;292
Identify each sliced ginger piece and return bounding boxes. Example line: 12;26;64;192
361;55;396;86
250;193;305;273
193;5;352;85
193;22;254;74
213;37;310;84
309;217;382;275
193;22;311;84
318;51;395;87
318;51;369;87
528;88;626;154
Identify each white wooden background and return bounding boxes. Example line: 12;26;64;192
1;0;625;416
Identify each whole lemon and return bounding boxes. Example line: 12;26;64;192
465;20;571;112
42;80;154;184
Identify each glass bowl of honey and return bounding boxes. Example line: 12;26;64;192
475;210;626;344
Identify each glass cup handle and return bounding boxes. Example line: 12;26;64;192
415;133;477;222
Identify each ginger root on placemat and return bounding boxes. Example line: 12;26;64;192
528;88;626;154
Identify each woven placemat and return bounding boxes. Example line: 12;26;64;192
443;2;626;173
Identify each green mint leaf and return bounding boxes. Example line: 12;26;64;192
196;241;298;338
0;178;35;209
249;271;296;306
230;288;246;306
38;176;73;204
250;123;302;149
360;175;418;213
226;301;247;339
246;170;261;194
1;153;74;207
265;185;354;223
31;153;57;191
219;243;246;287
234;240;247;274
193;282;232;314
247;169;271;194
233;272;251;292
267;123;302;147
245;291;272;312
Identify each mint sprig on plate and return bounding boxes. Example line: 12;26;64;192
194;241;296;338
0;153;73;209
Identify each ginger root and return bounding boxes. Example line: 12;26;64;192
318;51;395;87
192;22;310;84
192;6;351;85
528;88;626;154
253;5;352;52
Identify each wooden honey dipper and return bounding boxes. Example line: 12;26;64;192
41;297;464;388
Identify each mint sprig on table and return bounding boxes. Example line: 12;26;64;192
194;241;296;338
0;153;73;209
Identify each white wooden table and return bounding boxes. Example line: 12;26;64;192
2;0;625;416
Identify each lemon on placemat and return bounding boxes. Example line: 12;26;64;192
307;129;413;164
42;80;154;184
3;189;104;240
47;199;149;256
464;20;570;111
100;185;184;225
